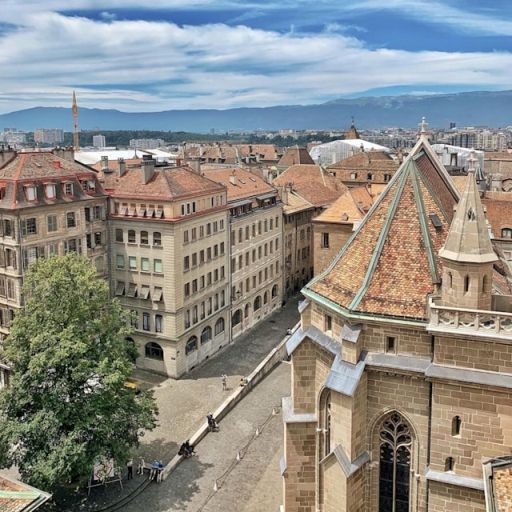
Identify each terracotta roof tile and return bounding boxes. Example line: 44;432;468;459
328;151;397;172
0;475;51;511
274;164;347;207
278;146;314;168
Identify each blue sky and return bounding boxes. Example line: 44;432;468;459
0;0;511;112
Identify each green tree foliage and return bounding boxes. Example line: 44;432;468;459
0;254;158;491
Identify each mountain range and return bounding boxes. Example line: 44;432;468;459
1;90;511;132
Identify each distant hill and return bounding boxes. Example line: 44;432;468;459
1;90;511;132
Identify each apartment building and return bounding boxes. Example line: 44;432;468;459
101;157;229;378
0;148;108;387
204;167;282;338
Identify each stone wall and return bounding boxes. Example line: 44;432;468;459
428;481;485;512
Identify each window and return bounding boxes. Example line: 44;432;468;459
191;228;196;241
25;185;37;201
45;183;56;199
145;342;163;360
184;283;190;297
66;212;76;228
464;275;470;294
254;296;261;311
184;256;190;271
142;312;150;331
232;309;242;326
21;218;37;236
116;255;125;269
64;238;81;254
220;242;225;255
445;457;455;472
264;291;269;304
115;228;123;242
386;336;396;353
215;317;225;335
184;310;191;329
7;279;15;300
201;326;212;344
129;256;137;270
3;219;12;237
483;275;489;293
324;314;332;334
155;315;163;333
452;416;462;437
272;284;278;298
128;230;136;243
153;232;162;246
154;259;163;273
323;392;331;456
141;231;149;245
186;336;198;354
64;183;73;195
502;228;512;239
321;233;330;248
141;258;150;272
379;412;412;512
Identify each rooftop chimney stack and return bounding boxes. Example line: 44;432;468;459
117;158;126;176
229;171;237;185
142;157;155;184
101;155;109;173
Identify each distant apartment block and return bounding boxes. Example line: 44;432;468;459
34;128;64;145
92;134;106;148
129;138;165;150
0;128;27;146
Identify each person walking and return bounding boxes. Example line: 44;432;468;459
127;459;133;480
221;374;227;391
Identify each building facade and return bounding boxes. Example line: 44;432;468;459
203;167;283;338
102;158;230;378
34;129;64;145
281;133;512;512
0;148;108;388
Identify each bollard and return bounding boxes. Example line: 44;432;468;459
213;480;219;492
255;427;260;437
236;451;241;461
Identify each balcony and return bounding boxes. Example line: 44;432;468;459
427;296;512;341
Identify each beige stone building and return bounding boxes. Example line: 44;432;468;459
101;158;230;378
274;164;347;296
203;167;283;338
313;184;384;275
281;132;512;512
0;148;108;388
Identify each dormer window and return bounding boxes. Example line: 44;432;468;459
64;183;73;196
46;183;56;199
25;185;37;201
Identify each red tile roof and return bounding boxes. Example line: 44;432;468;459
0;475;51;511
278;146;314;168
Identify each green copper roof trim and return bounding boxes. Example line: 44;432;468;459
305;155;408;292
410;161;440;284
348;159;412;311
301;288;427;327
0;490;41;499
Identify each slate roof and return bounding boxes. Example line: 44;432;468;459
307;138;461;321
202;167;276;202
0;475;51;512
274;164;347;207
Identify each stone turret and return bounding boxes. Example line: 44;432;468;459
439;150;497;309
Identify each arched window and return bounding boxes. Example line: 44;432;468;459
128;230;136;243
263;291;269;304
254;296;261;311
501;228;512;239
145;342;163;360
482;275;489;293
153;232;162;247
451;416;461;437
140;231;149;245
464;275;470;294
185;336;198;355
215;317;225;335
244;303;250;318
155;314;163;333
445;457;455;472
324;392;331;457
232;309;242;326
272;284;278;298
201;326;212;344
379;412;411;512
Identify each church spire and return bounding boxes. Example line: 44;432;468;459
439;149;496;264
72;91;80;151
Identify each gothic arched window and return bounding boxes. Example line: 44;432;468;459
379;412;412;512
324;392;332;457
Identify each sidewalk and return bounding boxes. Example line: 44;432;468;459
123;362;291;512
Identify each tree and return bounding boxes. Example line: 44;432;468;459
0;254;158;491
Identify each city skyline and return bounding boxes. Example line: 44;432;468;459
0;1;512;113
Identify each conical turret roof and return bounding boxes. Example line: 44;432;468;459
439;151;497;264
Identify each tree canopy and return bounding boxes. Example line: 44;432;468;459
0;254;158;491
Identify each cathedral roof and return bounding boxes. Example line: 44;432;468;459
439;151;497;264
307;137;461;321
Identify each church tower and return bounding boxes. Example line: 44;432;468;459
72;90;80;151
439;150;497;310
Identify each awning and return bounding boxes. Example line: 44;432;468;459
153;287;163;302
126;283;137;297
115;282;125;296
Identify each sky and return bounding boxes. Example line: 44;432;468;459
0;0;511;113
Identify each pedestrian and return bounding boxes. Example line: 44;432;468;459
221;374;227;391
137;457;145;475
127;458;133;480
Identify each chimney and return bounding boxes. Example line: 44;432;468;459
117;158;126;176
101;155;109;173
142;157;155;184
0;146;16;167
279;185;288;205
189;159;201;174
53;147;75;162
52;160;61;169
229;171;237;185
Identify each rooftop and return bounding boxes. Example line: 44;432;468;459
327;150;398;172
0;475;51;512
277;146;314;168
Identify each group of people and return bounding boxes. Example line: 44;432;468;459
221;374;248;390
207;413;219;432
178;440;195;458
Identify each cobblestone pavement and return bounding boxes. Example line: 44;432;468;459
123;361;291;512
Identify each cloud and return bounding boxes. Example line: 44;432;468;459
0;9;511;112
